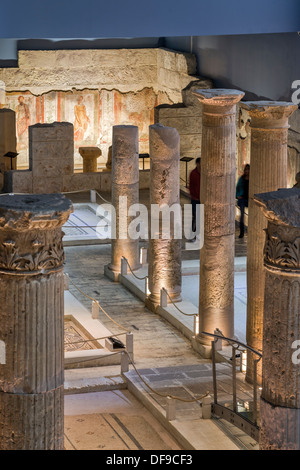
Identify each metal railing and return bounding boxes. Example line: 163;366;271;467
202;331;261;441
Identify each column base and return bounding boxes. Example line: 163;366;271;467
147;292;182;306
191;335;212;359
104;264;121;282
260;397;300;450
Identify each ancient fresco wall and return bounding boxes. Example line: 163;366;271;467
5;88;171;169
0;48;197;170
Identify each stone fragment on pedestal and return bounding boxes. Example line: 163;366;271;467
0;194;73;450
147;124;181;305
192;89;244;346
105;126;141;280
30;122;74;194
254;187;300;450
240;101;298;383
79;146;102;172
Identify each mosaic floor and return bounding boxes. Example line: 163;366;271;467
64;319;102;353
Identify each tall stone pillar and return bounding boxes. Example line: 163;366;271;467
0;108;17;172
240;101;297;382
147;124;181;305
105;125;141;280
0;194;73;450
193;89;244;346
254;188;300;450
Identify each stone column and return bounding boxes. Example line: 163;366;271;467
79;146;102;172
0;194;73;450
105;125;141;280
147;123;181;305
254;188;300;450
0;108;17;172
240;101;297;382
193;89;244;346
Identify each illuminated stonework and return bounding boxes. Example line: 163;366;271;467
106;125;141;275
254;188;300;450
192;89;244;345
147;124;181;305
240;101;298;383
0;194;73;450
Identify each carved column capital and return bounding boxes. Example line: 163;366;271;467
193;88;245;114
0;194;73;274
240;101;298;129
254;188;300;274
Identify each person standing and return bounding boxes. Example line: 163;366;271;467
293;171;300;188
189;157;201;239
236;163;250;238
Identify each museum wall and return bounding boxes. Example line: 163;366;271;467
0;48;197;170
165;32;300;186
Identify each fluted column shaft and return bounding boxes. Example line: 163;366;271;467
241;101;297;382
193;89;244;344
0;194;72;450
148;124;181;304
254;188;300;450
108;125;141;273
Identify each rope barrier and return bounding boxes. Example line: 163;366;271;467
66;276;210;403
122;257;148;281
64;331;127;347
68;276;130;333
162;288;197;317
125;351;210;404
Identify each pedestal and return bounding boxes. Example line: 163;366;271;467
79;146;102;172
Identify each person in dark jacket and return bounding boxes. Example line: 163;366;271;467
189;157;201;239
236;163;250;238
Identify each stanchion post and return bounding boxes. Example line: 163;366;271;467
121;257;128;276
214;329;223;351
160;288;168;308
92;301;100;319
140;247;147;265
166;396;176;421
90;190;96;203
126;332;134;362
202;395;212;419
121;352;129;374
